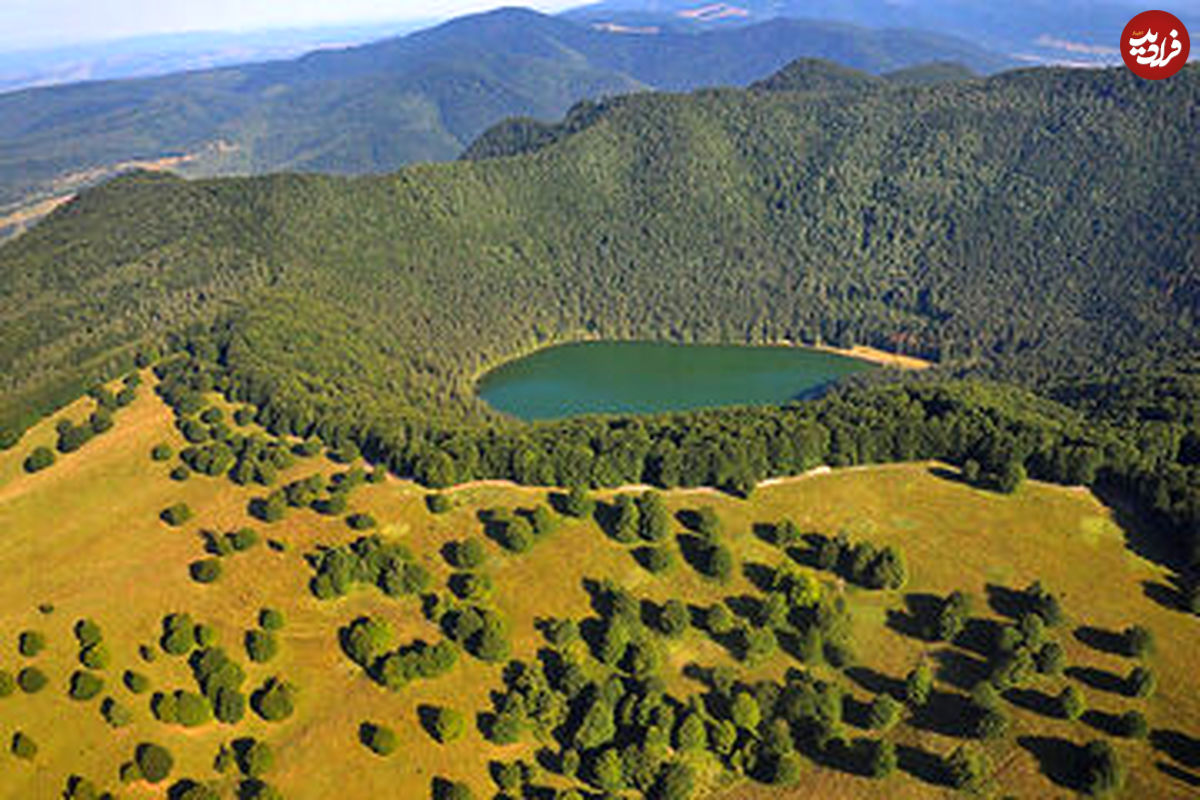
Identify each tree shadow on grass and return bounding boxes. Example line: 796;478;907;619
897;743;949;787
1003;687;1060;718
985;583;1028;619
929;648;991;691
885;592;941;641
1018;735;1085;791
1143;578;1188;613
742;561;776;592
1081;709;1128;737
844;665;904;698
1065;665;1126;695
909;689;978;738
1073;625;1127;656
1158;762;1200;789
955;617;1005;658
1151;728;1200;769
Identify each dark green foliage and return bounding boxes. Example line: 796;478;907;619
213;687;246;724
11;731;36;760
23;446;55;473
160;502;193;526
194;624;217;648
426;493;453;514
346;512;376;531
433;779;474;800
1114;710;1148;739
1122;625;1154;658
427;706;466;743
190;559;222;584
359;723;397;756
74;618;102;647
640;545;674;574
865;694;901;731
1035;641;1066;676
259;608;284;631
658;600;690;638
945;744;987;791
17;666;47;693
611;494;641;543
18;629;45;656
251;678;296;722
175;691;213;727
124;670;150;694
161;613;197;655
235;738;274;777
69;670;105;700
497;516;535;553
449;538;487;570
561;486;594;518
245;631;278;663
1126;666;1155;698
308;535;426;600
80;642;110;669
904;663;932;707
101;696;133;727
151;691;178;723
864;739;897;778
151;443;173;461
530;505;557;537
135;743;174;783
229;527;259;552
170;465;191;482
1080;740;1125;796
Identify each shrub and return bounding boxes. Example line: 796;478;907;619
69;670;105;700
499;517;535;553
530;504;557;537
151;443;174;461
237;738;274;777
119;761;143;783
161;613;197;655
259;608;285;631
945;744;987;791
659;599;690;638
864;739;897;778
346;512;376;531
170;465;191;482
175;691;213;727
426;493;453;513
11;731;37;760
640;545;674;574
151;692;178;723
73;618;103;647
434;780;474;800
135;742;174;783
190;559;223;584
18;630;45;656
23;446;56;473
904;663;932;707
213;687;246;724
229;528;259;551
102;696;133;727
17;666;48;693
360;723;398;756
561;486;594;518
1126;666;1155;698
194;624;217;648
1035;641;1066;675
1081;740;1125;796
1114;710;1148;739
79;642;110;670
428;706;466;743
161;503;193;526
124;670;150;694
451;539;487;569
1122;625;1153;658
0;669;14;697
251;678;296;722
245;631;278;663
865;694;901;731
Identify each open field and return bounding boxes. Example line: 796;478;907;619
0;380;1196;798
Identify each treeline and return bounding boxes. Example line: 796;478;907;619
151;352;1200;566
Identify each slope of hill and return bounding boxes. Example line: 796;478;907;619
4;60;1195;435
0;372;1196;799
0;8;1013;214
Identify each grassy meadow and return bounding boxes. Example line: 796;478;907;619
0;378;1197;799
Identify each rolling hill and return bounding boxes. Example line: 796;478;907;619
0;7;1012;228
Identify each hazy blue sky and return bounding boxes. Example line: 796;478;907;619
1;1;582;50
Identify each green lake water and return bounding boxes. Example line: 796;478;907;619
477;341;876;421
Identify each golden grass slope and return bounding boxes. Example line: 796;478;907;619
0;381;1196;798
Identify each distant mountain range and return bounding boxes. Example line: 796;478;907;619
568;0;1170;65
0;7;1011;235
0;22;432;94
